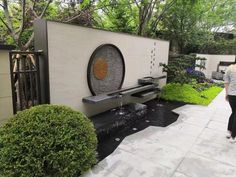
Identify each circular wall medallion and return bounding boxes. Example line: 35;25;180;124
87;44;125;95
93;58;108;80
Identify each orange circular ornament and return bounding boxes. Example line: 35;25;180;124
93;58;108;80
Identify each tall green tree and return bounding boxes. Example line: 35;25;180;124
201;0;236;32
1;0;235;52
136;0;176;36
159;0;236;54
0;0;54;50
94;0;138;33
94;0;176;36
160;0;208;53
0;0;94;50
55;0;95;25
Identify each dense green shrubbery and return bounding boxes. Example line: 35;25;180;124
198;38;236;55
160;54;206;84
0;105;97;177
190;79;224;92
161;83;222;105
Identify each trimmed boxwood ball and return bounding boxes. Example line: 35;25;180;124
0;105;97;177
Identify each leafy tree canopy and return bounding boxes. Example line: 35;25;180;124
0;0;235;54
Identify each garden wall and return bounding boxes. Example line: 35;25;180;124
34;20;169;116
0;46;14;124
196;54;236;78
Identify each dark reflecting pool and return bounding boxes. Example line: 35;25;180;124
90;99;185;161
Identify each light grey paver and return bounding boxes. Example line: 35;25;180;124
177;152;236;177
118;139;186;170
80;165;119;177
198;128;231;145
190;138;236;167
207;120;228;132
98;148;174;177
172;172;190;177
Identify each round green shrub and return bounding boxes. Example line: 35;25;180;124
0;105;97;177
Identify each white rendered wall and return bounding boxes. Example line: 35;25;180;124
196;54;236;78
0;50;13;124
47;21;169;116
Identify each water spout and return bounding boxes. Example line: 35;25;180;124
116;94;126;116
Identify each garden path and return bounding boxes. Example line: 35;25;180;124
81;90;236;177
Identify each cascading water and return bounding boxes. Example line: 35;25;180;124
116;94;127;116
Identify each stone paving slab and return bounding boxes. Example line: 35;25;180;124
118;140;186;170
81;90;236;177
177;152;236;177
172;172;190;177
207;120;228;132
81;165;119;177
198;128;231;145
190;138;236;167
98;148;174;177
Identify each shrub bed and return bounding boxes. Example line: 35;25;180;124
0;105;97;177
160;83;223;105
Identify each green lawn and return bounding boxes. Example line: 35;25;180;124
160;83;223;106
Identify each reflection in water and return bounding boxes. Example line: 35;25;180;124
115;138;120;142
156;103;163;107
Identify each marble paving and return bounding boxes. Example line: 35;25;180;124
81;90;236;177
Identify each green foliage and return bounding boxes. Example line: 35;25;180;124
158;0;236;54
94;0;138;33
0;1;62;48
161;83;223;105
161;83;201;104
200;86;223;105
0;105;97;177
212;81;224;88
0;9;12;44
160;54;206;85
94;0;177;36
189;78;224;91
159;0;205;53
197;38;236;55
55;0;94;25
190;82;211;92
80;0;91;9
1;0;235;52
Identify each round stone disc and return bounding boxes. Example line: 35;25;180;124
87;44;125;95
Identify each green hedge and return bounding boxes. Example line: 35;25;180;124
0;105;97;177
160;83;223;105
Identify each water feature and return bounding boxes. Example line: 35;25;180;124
116;94;127;116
